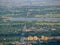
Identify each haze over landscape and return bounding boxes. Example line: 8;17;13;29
0;0;60;45
0;0;60;7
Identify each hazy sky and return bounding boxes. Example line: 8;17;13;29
0;0;60;2
0;0;60;6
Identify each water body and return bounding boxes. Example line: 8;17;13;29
9;18;60;21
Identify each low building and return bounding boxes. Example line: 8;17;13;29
0;43;3;45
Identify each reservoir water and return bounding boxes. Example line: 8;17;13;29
9;18;60;21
